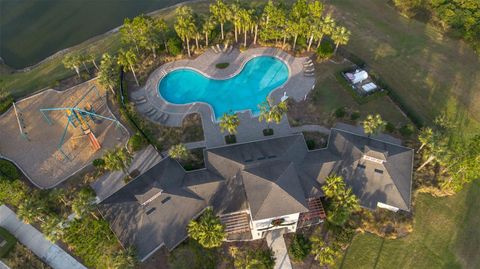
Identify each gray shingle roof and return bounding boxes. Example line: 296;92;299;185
99;125;413;260
242;161;309;220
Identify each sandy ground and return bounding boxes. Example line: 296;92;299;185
0;79;129;188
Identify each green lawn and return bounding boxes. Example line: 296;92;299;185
0;0;188;69
0;227;16;258
326;0;480;133
338;180;480;269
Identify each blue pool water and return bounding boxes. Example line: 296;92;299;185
158;56;289;119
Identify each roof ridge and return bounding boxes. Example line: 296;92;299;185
331;127;413;150
242;169;275;219
383;161;411;209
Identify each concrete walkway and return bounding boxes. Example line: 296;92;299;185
91;145;163;201
0;261;10;269
0;205;87;269
266;229;293;269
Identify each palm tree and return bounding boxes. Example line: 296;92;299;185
322;175;346;198
416;128;448;171
175;6;197;57
71;188;97;219
258;99;288;130
322;174;359;226
202;16;216;47
85;53;99;70
316;15;336;49
145;18;168;58
117;49;139;86
332;25;351;54
168;144;190;161
187;208;226;248
98;53;118;95
42;214;65;242
210;0;230;40
17;198;47;224
62;54;82;78
103;147;133;176
230;3;241;43
238;8;253;47
219;113;240;135
306;1;324;51
363;114;387;137
310;236;340;267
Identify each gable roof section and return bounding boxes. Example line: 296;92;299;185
327;128;413;211
242;161;308;220
98;158;223;260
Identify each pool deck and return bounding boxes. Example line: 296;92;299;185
132;47;315;148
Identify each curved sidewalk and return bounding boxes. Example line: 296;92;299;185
0;205;87;269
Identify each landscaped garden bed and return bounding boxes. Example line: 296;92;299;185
215;62;230;69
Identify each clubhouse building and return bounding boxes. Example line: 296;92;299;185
98;126;414;261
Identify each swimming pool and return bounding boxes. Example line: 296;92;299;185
158;56;289;119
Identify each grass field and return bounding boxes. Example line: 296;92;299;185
326;0;480;133
337;180;480;269
0;0;188;69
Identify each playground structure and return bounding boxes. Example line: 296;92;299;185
39;86;121;161
0;79;129;188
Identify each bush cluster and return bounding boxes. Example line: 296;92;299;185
288;234;311;261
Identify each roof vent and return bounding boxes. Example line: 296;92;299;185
357;163;366;169
374;169;384;174
145;207;156;215
161;196;171;204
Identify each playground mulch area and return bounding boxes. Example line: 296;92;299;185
0;79;129;188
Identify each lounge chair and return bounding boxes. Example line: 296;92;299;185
304;68;315;73
160;113;170;123
227;45;233;54
211;46;218;53
146;108;157;116
303;62;314;67
216;44;222;53
135;99;147;105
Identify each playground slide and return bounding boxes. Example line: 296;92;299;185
87;132;101;151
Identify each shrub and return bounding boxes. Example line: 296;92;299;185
0;160;19;180
385;122;396;133
288;234;311;261
334;107;346;118
263;128;274;136
92;158;105;169
167;38;182;56
225;134;237;144
0;227;16;258
215;62;229;69
128;132;147;152
350;111;361;121
399;124;415;137
316;40;334;60
306;140;315;150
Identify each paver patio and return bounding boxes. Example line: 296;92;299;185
131;47;316;148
